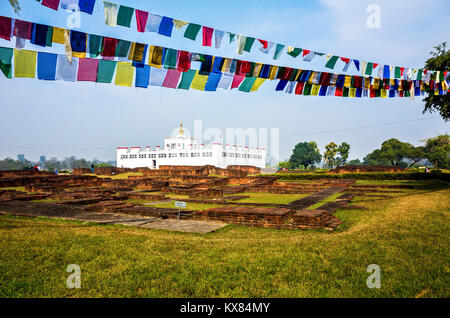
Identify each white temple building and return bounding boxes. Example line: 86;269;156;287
116;123;266;169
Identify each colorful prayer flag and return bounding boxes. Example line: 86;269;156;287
14;49;37;78
184;23;201;41
115;62;134;87
96;59;116;83
77;57;99;81
135;10;149;32
37;52;57;80
0;47;13;78
103;1;118;26
202;26;214;47
158;17;174;37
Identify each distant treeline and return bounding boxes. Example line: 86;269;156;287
0;156;116;171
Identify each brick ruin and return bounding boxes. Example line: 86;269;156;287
0;166;405;231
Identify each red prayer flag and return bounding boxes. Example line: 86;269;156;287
340;57;350;64
102;37;118;57
400;67;405;76
370;89;376;98
42;0;61;11
77;58;99;82
163;69;182;88
295;82;305;95
335;87;343;97
231;74;245;89
0;16;12;41
177;51;191;72
258;39;268;49
202;26;214;47
13;20;33;40
302;49;310;57
135;10;149;33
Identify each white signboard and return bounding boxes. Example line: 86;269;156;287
175;201;186;208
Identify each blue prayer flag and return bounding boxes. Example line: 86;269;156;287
205;73;222;91
70;30;87;52
383;65;390;78
78;0;96;14
135;65;151;88
259;64;270;79
31;24;48;47
212;57;223;74
37;52;57;80
276;80;288;91
353;59;360;71
158;17;174;37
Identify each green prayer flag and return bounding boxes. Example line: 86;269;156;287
164;49;178;69
239;77;257;92
45;26;53;47
115;40;131;57
89;35;102;57
290;69;299;81
404;90;410;97
343;87;349;97
273;44;285;60
394;67;401;78
178;70;196;89
97;60;117;83
287;48;302;58
0;47;13;79
243;37;255;53
325;55;339;69
303;83;312;95
228;33;235;43
184;23;201;41
247;63;255;77
416;69;423;81
117;5;134;28
365;62;374;75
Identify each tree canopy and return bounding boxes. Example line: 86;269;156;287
288;142;322;170
323;142;339;168
423;134;450;169
423;42;449;121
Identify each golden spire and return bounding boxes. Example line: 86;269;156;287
179;122;184;136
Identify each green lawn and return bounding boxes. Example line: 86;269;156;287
140;200;225;211
0;182;448;297
230;192;309;204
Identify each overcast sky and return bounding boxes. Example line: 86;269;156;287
0;0;448;163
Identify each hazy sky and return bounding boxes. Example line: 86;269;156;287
0;0;448;163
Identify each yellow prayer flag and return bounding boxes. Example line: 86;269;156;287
52;27;65;44
251;78;266;92
344;76;352;87
364;77;371;89
221;58;232;73
373;78;380;89
311;84;320;96
148;45;162;68
72;52;86;58
268;66;278;80
191;71;209;91
14;49;36;78
173;20;188;30
128;42;136;60
349;87;356;97
115;62;134;87
380;89;387;98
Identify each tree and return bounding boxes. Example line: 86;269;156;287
323;142;339;168
289;142;322;170
405;146;426;168
336;142;350;166
423;42;449;121
348;159;362;166
380;138;412;166
423;134;450;169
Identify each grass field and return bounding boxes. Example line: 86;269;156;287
0;180;448;297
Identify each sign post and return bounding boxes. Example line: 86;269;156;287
174;201;186;220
